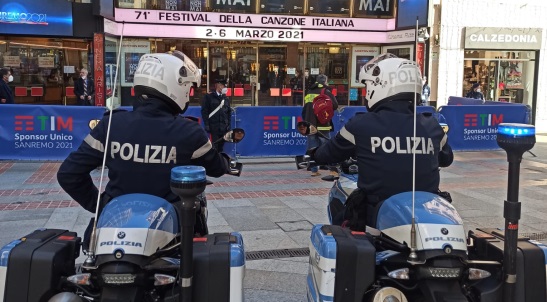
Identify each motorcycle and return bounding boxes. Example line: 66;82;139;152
0;129;247;302
295;122;547;302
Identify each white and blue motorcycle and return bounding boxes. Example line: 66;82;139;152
296;123;547;302
0;129;247;302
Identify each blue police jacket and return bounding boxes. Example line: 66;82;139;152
314;100;453;202
57;99;230;212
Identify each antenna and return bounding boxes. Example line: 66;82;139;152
408;17;419;263
83;22;125;269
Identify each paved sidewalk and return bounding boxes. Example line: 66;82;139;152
2;142;547;301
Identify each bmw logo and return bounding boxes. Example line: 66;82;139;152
441;228;449;235
117;232;126;239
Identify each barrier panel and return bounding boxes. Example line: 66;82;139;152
3;104;518;159
233;106;437;157
0;105;105;160
234;106;305;157
438;105;530;151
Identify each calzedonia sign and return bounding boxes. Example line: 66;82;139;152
465;27;543;50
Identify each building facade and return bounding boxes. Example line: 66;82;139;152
431;0;547;130
98;0;429;107
0;0;101;105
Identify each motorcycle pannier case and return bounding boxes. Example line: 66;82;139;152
469;228;547;302
307;224;375;302
192;232;245;302
0;229;81;302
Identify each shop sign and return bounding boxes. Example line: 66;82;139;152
354;0;395;17
386;29;415;43
188;0;205;11
465;27;543;50
259;0;304;14
351;46;380;87
94;33;105;107
114;8;394;31
0;0;73;36
3;56;21;67
210;0;257;13
38;57;55;68
308;0;350;16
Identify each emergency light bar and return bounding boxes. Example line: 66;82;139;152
498;123;535;137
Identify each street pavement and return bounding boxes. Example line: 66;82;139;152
2;138;547;301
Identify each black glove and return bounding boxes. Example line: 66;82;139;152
306;147;318;161
219;152;232;172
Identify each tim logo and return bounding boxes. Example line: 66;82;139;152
464;114;503;127
15;115;73;131
263;116;302;131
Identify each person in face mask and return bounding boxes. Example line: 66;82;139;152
0;68;15;104
201;78;232;152
466;82;485;101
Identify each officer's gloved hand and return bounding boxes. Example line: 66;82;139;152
306;147;318;161
219;152;232;172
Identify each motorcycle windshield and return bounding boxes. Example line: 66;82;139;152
376;191;463;230
97;193;179;235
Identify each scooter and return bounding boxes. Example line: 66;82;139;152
0;129;247;302
296;123;547;302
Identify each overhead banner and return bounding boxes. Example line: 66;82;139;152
351;46;380;88
0;105;105;160
438;105;530;151
114;8;394;31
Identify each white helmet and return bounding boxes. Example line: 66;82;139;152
359;53;422;110
133;51;201;113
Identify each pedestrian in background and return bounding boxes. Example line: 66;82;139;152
302;74;338;177
466;83;484;100
421;76;430;106
201;78;232;152
75;68;95;106
0;68;14;104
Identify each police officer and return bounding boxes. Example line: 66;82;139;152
308;54;453;229
57;51;232;244
201;78;231;152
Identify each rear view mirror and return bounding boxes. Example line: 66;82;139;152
221;128;245;143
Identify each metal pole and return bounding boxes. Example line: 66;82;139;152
502;154;522;302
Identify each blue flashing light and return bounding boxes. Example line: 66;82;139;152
170;166;206;184
498;123;535;137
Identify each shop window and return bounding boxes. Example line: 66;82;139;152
463;50;536;108
0;38;89;105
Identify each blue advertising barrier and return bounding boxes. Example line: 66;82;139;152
438;105;530;151
233;106;439;157
234;106;305;157
2;104;526;159
0;105;105;160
